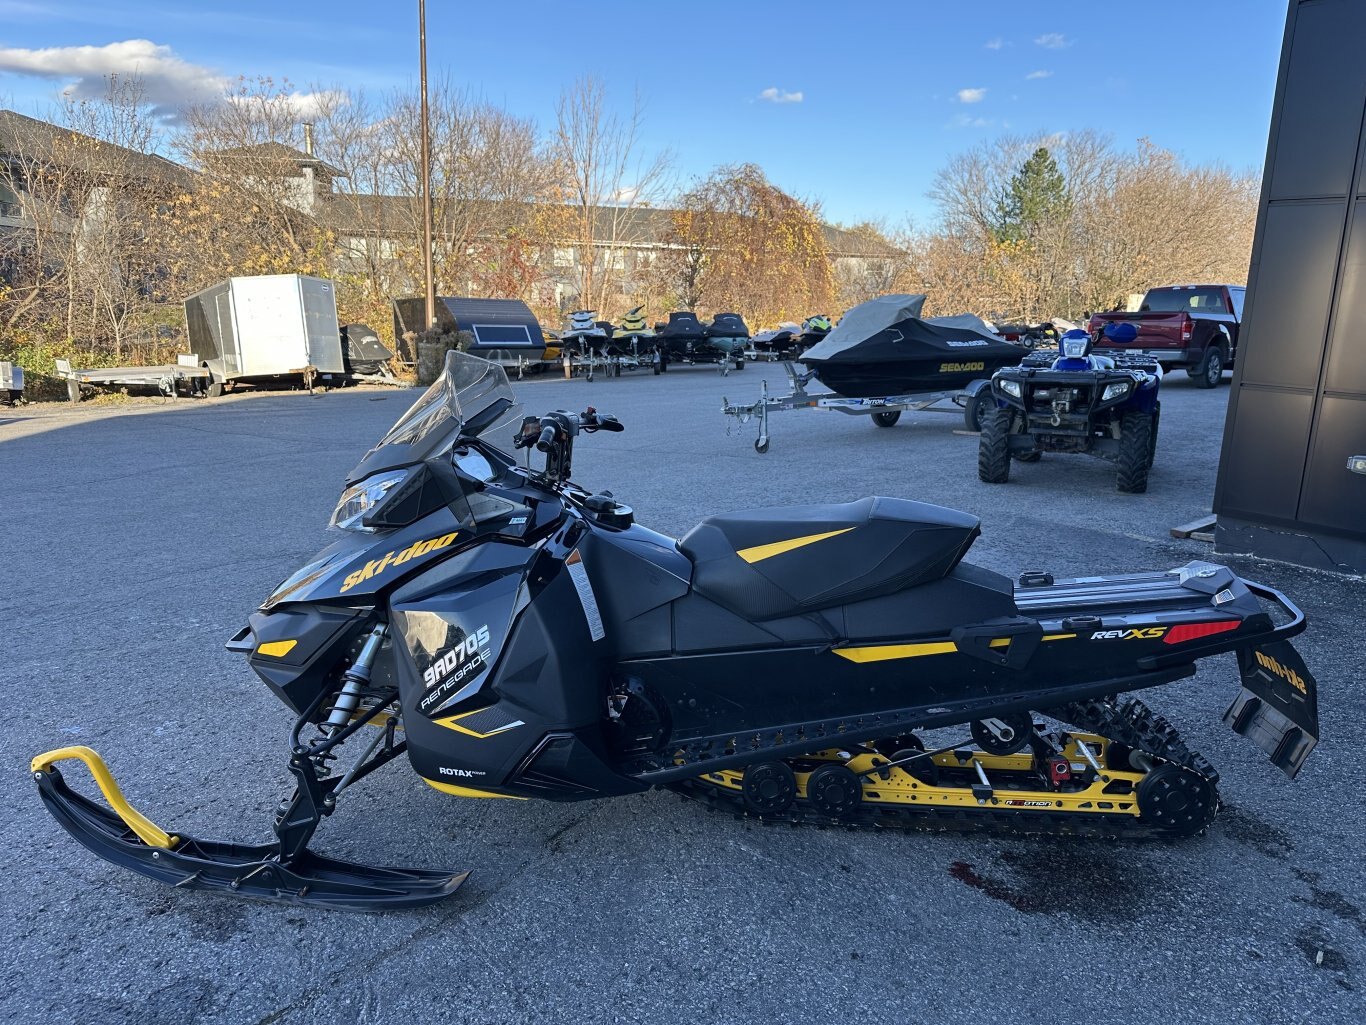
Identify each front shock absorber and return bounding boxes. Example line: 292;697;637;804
322;623;389;737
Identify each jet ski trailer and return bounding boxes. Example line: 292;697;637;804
722;360;997;454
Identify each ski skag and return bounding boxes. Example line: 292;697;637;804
31;352;1320;910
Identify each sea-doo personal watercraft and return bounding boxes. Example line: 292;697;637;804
561;310;608;356
704;312;751;355
796;314;833;353
801;295;1027;398
659;311;728;364
33;353;1320;910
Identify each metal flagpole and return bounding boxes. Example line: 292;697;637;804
419;0;436;329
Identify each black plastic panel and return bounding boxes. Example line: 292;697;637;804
1268;1;1366;200
1298;395;1366;533
1237;201;1342;390
1218;388;1315;521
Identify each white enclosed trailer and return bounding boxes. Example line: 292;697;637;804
185;274;344;394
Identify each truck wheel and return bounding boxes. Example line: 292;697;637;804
1117;410;1154;493
872;410;901;428
1189;346;1225;389
978;408;1013;483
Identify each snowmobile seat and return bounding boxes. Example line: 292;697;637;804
678;496;981;621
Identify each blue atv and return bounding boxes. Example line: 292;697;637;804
978;327;1161;493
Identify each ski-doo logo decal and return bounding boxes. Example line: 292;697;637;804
1090;627;1168;641
422;626;492;691
939;361;986;373
339;532;459;593
1254;650;1309;696
565;548;606;642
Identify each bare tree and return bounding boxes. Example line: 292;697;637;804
550;75;672;315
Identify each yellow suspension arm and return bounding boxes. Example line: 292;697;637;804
31;746;177;849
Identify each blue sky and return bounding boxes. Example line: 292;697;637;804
0;0;1289;225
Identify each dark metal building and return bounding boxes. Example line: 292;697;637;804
1214;0;1366;574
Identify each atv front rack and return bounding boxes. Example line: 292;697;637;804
31;747;468;911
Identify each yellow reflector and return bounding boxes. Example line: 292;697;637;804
256;639;298;658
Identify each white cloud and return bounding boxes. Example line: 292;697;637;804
985;37;1005;50
1025;70;1054;80
227;89;348;122
949;114;994;129
956;87;987;104
1035;33;1069;49
0;39;225;117
0;39;341;125
613;185;639;204
759;87;803;104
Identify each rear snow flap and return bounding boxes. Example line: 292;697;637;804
1224;639;1319;778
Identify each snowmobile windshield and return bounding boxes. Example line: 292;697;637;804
348;352;522;481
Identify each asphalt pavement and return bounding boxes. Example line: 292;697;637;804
2;362;1363;1025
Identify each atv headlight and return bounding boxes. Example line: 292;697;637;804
1102;381;1132;402
999;379;1022;399
330;468;410;532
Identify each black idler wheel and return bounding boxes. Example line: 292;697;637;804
1136;763;1218;837
970;713;1034;756
805;764;864;819
741;761;797;814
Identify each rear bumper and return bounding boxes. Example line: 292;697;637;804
1095;346;1191;365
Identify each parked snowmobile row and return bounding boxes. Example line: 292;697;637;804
33;352;1320;911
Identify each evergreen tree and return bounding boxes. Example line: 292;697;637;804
992;147;1068;242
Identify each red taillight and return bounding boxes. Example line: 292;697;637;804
1181;314;1193;342
1163;621;1240;645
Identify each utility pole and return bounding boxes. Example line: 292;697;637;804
419;0;436;328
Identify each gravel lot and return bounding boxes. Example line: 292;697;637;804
3;364;1363;1025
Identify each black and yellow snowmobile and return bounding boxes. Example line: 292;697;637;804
32;353;1320;910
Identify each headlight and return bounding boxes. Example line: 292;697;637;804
999;379;1022;399
1102;382;1131;402
329;468;410;531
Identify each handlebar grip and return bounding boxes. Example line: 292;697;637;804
535;425;558;452
597;415;624;432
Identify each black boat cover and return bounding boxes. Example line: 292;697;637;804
706;313;750;338
660;311;705;339
800;295;1024;398
341;324;394;374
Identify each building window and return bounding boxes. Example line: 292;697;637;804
553;247;575;268
603;249;625;271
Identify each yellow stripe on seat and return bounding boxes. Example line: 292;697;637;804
736;527;854;564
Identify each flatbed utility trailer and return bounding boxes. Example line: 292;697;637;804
54;355;210;402
722;361;990;453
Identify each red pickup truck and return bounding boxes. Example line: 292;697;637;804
1087;284;1245;389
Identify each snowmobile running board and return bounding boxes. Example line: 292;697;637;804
722;362;980;453
31;747;468;910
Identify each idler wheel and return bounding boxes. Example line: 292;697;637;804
805;763;863;819
1136;763;1218;836
970;713;1034;756
741;761;797;814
